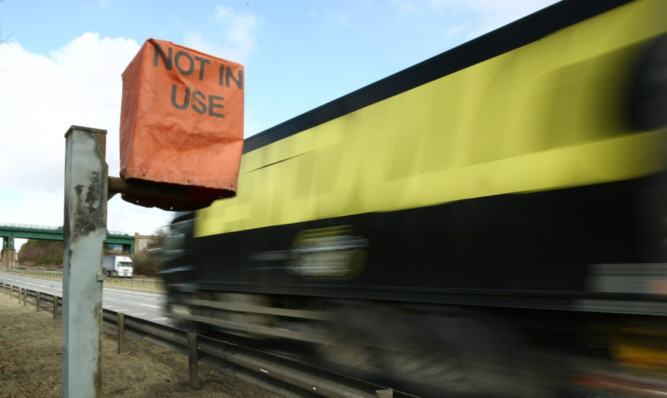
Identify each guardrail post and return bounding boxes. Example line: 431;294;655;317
187;332;200;389
36;291;41;312
117;313;125;354
23;289;27;306
62;126;108;398
18;288;21;303
53;296;58;319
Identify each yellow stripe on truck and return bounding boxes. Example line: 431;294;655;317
197;0;667;238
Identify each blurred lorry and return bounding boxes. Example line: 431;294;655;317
160;0;667;396
103;255;133;278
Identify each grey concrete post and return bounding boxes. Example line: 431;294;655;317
62;126;108;398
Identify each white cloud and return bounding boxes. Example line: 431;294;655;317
184;6;260;65
427;0;558;37
0;33;174;235
390;0;557;49
0;33;138;187
391;0;420;14
465;0;559;37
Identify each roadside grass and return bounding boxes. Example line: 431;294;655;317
0;292;279;397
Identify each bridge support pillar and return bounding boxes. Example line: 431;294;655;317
1;249;16;268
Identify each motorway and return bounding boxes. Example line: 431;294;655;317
0;272;174;326
0;271;393;397
5;271;667;396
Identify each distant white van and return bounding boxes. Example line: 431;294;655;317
103;255;133;278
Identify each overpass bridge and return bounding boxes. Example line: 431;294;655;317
0;224;136;267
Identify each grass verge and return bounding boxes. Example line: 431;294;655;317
0;293;279;397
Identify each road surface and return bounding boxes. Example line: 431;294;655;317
0;272;174;326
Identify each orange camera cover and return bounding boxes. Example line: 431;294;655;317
119;38;244;210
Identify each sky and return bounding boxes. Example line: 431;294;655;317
0;0;557;249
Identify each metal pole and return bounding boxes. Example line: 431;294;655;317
62;126;108;398
188;332;200;389
117;313;125;354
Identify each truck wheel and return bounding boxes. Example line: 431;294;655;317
377;313;536;397
317;328;382;375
